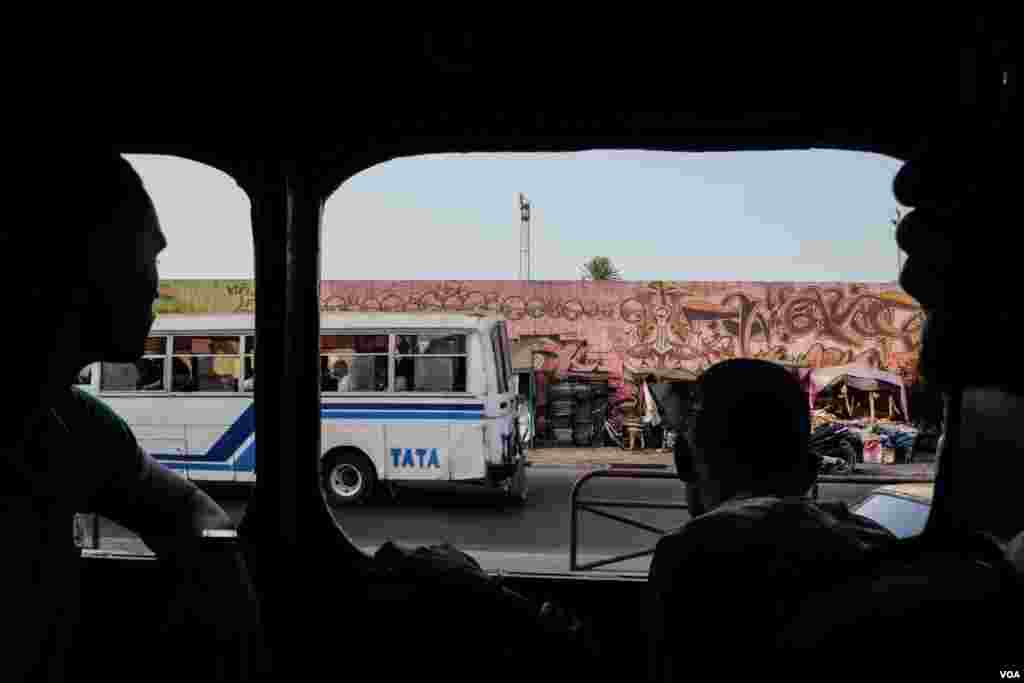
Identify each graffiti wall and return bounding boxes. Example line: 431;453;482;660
157;279;924;384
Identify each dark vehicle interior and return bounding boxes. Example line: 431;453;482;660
68;19;1016;680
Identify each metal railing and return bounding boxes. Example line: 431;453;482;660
569;469;685;571
569;468;936;572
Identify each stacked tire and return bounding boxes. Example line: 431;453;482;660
590;384;609;447
548;383;575;445
572;384;593;446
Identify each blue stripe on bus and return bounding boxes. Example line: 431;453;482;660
159;460;234;471
322;403;484;411
157;404;254;463
236;439;256;472
323;411;482;420
154;402;486;468
207;402;255;459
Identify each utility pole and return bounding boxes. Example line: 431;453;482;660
519;193;532;280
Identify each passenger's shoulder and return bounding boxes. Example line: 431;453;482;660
67;387;132;437
1007;532;1024;573
658;504;770;551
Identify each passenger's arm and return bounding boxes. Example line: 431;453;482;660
93;449;232;550
91;450;263;674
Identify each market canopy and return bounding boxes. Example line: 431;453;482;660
805;363;909;419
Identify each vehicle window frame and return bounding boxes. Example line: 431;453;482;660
392;330;471;394
170;333;246;393
320;332;391;393
99;335;170;393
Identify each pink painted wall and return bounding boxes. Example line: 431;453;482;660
315;280;924;384
158;278;924;389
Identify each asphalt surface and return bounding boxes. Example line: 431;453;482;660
89;466;896;571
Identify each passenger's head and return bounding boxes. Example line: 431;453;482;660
896;142;1024;542
7;153;165;365
678;358;812;514
903;309;1024;541
332;360;349;378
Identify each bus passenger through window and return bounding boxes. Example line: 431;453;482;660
101;336;167;391
173;335;241;392
321;334;389;392
395;333;468;393
75;365;92;386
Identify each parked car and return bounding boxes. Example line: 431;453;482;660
852;484;933;538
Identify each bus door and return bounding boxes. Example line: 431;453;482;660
491;321;521;464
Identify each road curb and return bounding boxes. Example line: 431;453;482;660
607;463;671;470
525;462;671;470
526;462;599;469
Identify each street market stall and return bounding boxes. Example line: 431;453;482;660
806;363;910;423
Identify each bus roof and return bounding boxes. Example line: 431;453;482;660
151;312;503;333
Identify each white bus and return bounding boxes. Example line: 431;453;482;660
75;312;528;504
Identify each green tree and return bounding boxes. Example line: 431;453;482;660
580;256;623;281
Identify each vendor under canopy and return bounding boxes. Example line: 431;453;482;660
806;363;910;421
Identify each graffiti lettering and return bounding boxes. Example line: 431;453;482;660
161;279;924;385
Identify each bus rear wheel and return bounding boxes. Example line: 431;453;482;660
322;450;377;505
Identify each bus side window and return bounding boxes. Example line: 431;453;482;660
491;326;508;394
136;358;166;391
100;362;139;391
243;335;255;391
172;357;196;392
395;336;415;391
321;334;388;392
138;335;167;391
396;333;468;393
75;365;93;386
173;335;241;392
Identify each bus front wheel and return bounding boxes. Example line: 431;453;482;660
322;450;377;505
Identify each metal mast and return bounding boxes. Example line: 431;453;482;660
519;193;532;280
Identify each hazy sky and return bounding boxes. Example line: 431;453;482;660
127;149;907;283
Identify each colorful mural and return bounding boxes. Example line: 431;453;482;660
157;279;924;385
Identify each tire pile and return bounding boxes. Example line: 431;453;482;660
809;423;863;471
545;380;610;447
548;383;575;445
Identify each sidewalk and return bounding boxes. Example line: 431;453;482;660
526;446;937;478
846;462;936;478
527;446;674;469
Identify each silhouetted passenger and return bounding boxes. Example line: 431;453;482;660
648;359;893;680
0;153;263;680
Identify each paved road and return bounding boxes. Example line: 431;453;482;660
90;467;887;571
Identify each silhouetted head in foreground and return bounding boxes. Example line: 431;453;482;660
896;139;1023;543
676;358;811;516
6;154;165;374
